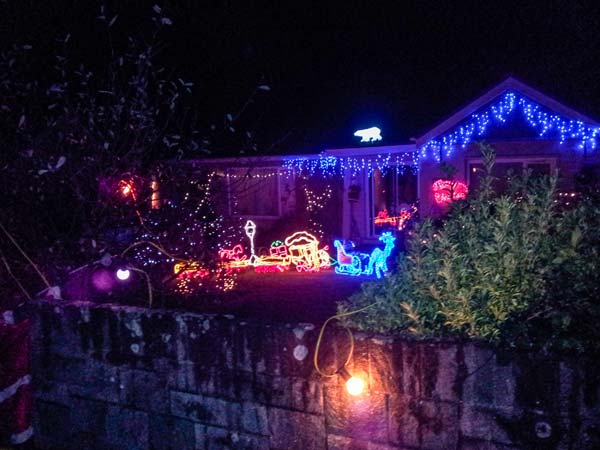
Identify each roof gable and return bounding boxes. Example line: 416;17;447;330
416;77;600;159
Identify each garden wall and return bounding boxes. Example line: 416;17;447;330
26;299;600;450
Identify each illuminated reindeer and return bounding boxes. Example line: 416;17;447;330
364;232;396;278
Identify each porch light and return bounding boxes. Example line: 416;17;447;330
338;367;365;396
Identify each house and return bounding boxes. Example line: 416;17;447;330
182;77;600;245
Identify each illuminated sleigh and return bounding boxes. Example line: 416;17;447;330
333;240;366;276
334;232;396;279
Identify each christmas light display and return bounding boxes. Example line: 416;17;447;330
284;231;331;272
283;153;418;178
420;91;600;161
334;232;395;278
131;172;242;293
218;224;331;273
304;184;332;238
373;206;417;230
432;179;468;204
353;126;382;143
283;91;599;177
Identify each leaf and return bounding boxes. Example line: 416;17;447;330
38;169;48;175
18;115;25;127
571;227;582;249
258;85;271;91
226;113;233;122
161;17;172;25
55;156;66;169
108;15;118;27
152;4;162;13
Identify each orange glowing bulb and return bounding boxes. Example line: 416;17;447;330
339;367;365;396
345;376;365;396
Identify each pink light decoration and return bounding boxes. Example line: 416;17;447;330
432;179;468;204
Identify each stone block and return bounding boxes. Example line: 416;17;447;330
291;376;324;414
34;379;70;405
389;395;459;449
140;311;177;360
127;368;169;412
327;434;400;450
399;340;422;398
105;405;149;450
268;407;326;450
460;404;514;445
462;343;495;407
577;357;600;419
493;350;516;410
251;373;293;410
426;343;459;402
513;354;559;413
239;401;269;435
70;397;108;436
35;400;72;443
170;391;241;429
279;324;318;378
200;426;270;450
66;359;123;403
324;384;389;443
368;336;395;395
149;415;196;450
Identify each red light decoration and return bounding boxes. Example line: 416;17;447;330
373;206;417;230
217;222;331;273
432;179;468;204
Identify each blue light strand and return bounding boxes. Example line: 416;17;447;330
282;152;419;177
283;91;599;176
421;91;600;161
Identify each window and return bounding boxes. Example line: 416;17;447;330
228;168;280;217
369;168;417;235
468;157;555;194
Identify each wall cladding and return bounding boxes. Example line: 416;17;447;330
27;299;600;450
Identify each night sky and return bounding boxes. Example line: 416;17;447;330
3;0;600;155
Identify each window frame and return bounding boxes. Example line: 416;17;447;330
467;156;557;187
227;167;282;219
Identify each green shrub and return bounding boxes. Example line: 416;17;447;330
339;144;600;352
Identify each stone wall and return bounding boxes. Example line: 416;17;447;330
27;299;600;450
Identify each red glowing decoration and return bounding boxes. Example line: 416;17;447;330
373;206;417;230
432;179;468;204
119;180;135;198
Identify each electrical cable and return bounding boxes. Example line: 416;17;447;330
313;302;376;377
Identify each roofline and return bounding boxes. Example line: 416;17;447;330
324;144;415;156
416;76;600;146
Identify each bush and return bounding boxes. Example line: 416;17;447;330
339;143;600;352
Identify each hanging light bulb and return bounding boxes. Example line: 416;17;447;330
116;268;131;281
338;367;365;396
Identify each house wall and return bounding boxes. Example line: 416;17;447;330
27;299;600;450
418;140;600;217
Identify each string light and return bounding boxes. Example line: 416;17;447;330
421;91;600;161
304;185;332;238
283;153;418;178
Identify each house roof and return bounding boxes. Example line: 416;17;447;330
416;76;600;147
